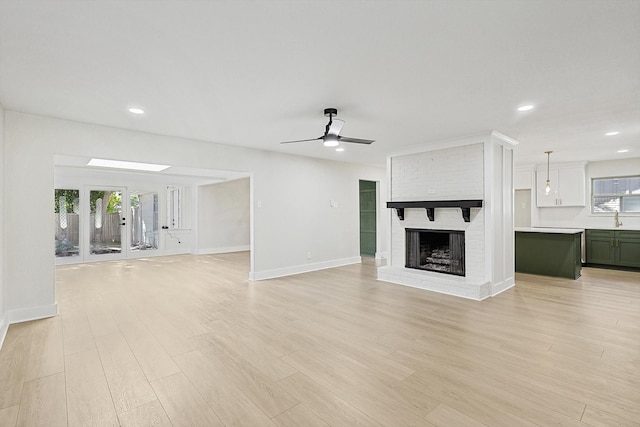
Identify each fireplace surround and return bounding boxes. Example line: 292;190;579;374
377;133;516;300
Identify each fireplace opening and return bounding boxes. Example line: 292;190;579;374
405;228;465;276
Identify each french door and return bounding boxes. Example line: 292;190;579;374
87;187;126;261
85;187;159;261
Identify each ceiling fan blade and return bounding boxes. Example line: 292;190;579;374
327;119;345;136
339;136;375;144
279;136;323;144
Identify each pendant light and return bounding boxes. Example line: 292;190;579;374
544;151;553;195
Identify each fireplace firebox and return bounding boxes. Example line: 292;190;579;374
405;229;465;276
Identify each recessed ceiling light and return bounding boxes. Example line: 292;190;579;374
517;105;534;112
87;158;170;172
336;147;344;152
617;149;629;153
128;107;145;115
605;131;619;136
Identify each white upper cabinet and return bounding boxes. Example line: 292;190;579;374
536;163;586;207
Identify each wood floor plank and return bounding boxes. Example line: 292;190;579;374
65;348;118;427
94;332;157;414
24;316;64;382
272;403;330;427
581;405;640;427
0;322;33;409
193;323;298;381
0;405;19;427
16;372;67;427
401;362;588;427
117;400;172;427
61;313;95;356
277;372;385;427
150;372;224;427
282;349;431;426
86;299;120;338
195;344;299;418
425;403;489;427
117;321;181;382
173;350;278;426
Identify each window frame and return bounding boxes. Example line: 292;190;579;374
166;186;183;229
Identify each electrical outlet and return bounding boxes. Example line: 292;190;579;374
306;252;311;259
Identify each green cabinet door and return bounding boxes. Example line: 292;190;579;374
359;180;376;256
586;229;615;265
616;230;640;268
586;229;640;268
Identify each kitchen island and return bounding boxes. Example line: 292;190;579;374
515;227;584;279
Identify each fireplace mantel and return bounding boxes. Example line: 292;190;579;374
387;200;483;222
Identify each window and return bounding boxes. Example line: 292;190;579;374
167;186;182;229
591;176;640;213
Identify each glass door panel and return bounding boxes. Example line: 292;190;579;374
130;192;159;253
89;189;124;256
54;189;80;258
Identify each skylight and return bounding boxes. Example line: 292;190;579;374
87;158;170;172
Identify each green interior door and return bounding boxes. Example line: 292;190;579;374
359;180;377;256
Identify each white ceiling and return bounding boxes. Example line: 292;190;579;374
1;0;639;167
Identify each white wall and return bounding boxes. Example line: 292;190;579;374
0;105;7;346
3;111;387;325
197;178;250;254
520;158;640;229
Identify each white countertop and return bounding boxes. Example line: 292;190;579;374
515;227;584;234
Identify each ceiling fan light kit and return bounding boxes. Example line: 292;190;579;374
279;108;374;148
323;134;340;147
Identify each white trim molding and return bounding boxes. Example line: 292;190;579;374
249;256;362;281
0;304;58;350
194;245;250;255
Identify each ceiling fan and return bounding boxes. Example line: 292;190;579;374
279;108;375;147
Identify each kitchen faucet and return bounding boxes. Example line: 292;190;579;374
614;211;623;228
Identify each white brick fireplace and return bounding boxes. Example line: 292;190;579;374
377;132;517;300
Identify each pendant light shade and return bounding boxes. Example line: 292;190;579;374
544;151;553;195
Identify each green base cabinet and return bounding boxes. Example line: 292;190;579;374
586;229;640;268
515;231;582;279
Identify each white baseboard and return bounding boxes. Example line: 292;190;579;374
0;303;58;350
0;312;8;352
8;303;58;324
375;251;388;260
249;256;362;281
491;277;515;297
194;245;250;255
163;248;192;256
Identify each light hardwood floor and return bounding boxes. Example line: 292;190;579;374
1;253;639;426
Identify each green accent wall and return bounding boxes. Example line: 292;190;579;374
359;180;377;256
